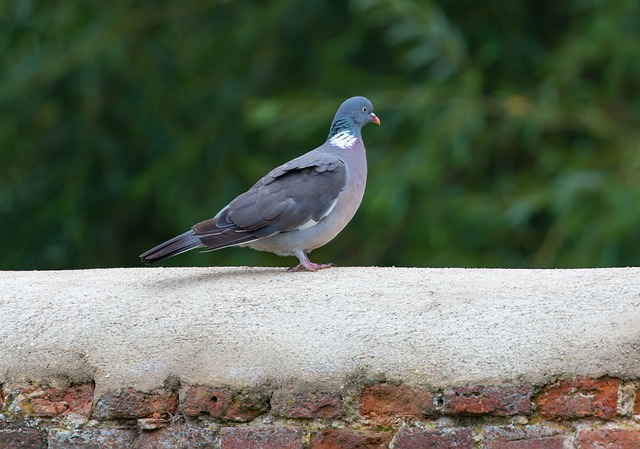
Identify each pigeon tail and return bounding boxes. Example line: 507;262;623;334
139;230;202;264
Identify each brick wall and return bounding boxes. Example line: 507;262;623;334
2;376;640;448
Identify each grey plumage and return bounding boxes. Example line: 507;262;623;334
140;96;380;271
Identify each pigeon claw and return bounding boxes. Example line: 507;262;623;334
288;262;335;272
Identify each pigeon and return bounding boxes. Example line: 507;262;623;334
139;96;380;271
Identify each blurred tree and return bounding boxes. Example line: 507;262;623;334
1;0;639;269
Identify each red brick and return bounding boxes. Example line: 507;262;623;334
221;427;303;449
183;387;232;418
272;388;344;419
360;383;436;424
182;386;269;422
311;429;391;449
49;429;137;449
93;387;178;420
483;426;564;449
577;429;640;449
139;425;218;449
0;429;47;449
393;428;473;449
536;377;619;420
9;384;94;418
443;385;532;416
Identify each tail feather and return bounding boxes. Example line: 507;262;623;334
139;225;272;265
139;230;202;264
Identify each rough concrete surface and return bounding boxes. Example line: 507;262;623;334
1;267;639;394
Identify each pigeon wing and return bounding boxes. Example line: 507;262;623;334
192;153;347;249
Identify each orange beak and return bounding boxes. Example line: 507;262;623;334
370;113;381;125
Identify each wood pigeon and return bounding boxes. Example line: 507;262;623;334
139;96;380;271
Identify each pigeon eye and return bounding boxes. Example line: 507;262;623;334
362;107;368;112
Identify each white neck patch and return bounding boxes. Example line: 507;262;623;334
329;131;357;149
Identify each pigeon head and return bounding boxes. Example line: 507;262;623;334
334;96;380;128
328;96;380;142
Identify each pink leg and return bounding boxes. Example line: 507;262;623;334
289;250;335;272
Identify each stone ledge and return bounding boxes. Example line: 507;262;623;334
1;267;639;393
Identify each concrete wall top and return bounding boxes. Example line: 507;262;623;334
1;267;639;395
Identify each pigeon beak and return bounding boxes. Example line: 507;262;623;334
370;113;381;125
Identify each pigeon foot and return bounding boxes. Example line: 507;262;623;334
288;262;335;272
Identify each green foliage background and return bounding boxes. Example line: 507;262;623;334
2;0;639;269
